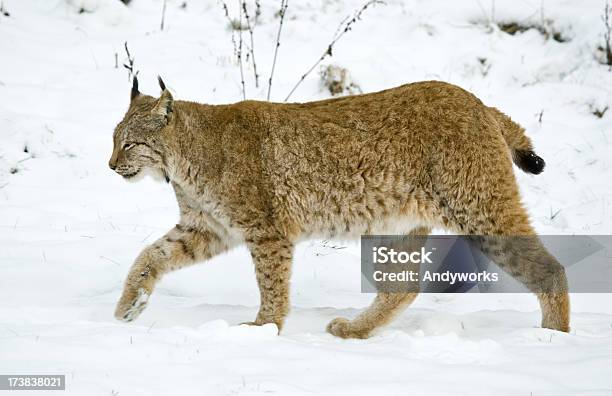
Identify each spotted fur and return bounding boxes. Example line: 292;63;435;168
110;78;569;336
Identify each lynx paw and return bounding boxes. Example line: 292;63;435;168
240;317;283;333
115;288;149;322
541;318;570;333
326;317;370;339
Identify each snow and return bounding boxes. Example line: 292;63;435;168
1;0;611;394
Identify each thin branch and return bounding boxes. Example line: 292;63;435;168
284;0;384;102
160;0;167;31
267;0;288;101
238;0;246;99
221;2;231;24
332;14;351;38
254;0;261;24
221;1;246;98
221;2;239;58
100;256;121;266
123;42;138;82
242;0;260;88
0;1;10;17
603;1;612;66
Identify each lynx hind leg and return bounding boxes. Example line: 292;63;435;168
245;233;293;332
327;292;419;339
327;227;431;339
475;235;570;332
450;185;570;332
115;225;227;322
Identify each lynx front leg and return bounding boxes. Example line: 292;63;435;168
115;225;228;322
245;234;294;332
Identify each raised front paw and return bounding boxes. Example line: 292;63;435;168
115;287;150;322
326;317;371;339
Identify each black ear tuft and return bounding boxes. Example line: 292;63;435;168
158;75;166;92
131;76;140;100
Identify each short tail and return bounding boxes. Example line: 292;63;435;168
489;107;545;175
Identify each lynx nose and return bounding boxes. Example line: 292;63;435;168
109;150;119;170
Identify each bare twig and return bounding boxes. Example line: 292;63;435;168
221;1;247;99
590;104;609;118
254;0;261;23
267;0;289;101
238;0;246;99
221;1;261;96
0;1;10;17
123;42;138;82
221;2;232;24
550;207;562;220
160;0;167;31
242;0;260;88
536;109;544;124
221;2;239;58
100;256;121;266
284;0;384;102
602;1;612;66
17;156;33;164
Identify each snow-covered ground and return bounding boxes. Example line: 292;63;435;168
1;0;612;394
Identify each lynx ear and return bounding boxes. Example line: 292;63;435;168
152;89;173;121
130;76;140;101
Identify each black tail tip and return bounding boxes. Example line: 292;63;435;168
515;150;545;175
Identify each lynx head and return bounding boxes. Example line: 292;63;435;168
109;76;173;182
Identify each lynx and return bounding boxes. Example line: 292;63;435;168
109;77;569;338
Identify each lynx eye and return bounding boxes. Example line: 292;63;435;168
123;143;136;151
